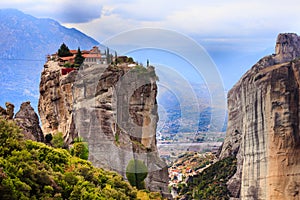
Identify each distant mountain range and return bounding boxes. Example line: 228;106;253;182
0;9;99;110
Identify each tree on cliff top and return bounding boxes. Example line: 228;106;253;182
74;47;85;67
58;43;72;57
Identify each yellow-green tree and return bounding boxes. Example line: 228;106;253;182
126;159;148;190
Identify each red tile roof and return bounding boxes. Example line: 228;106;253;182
59;56;74;61
70;50;77;54
83;54;101;58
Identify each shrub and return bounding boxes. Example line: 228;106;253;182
63;62;73;68
70;141;89;160
0;118;163;200
52;132;65;148
45;133;53;143
126;159;148;190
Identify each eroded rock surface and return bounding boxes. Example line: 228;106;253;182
220;33;300;200
38;61;76;143
38;62;170;198
0;102;14;119
15;102;44;142
0;101;44;142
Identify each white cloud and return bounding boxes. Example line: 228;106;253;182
1;0;300;53
0;0;103;23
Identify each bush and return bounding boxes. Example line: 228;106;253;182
126;159;148;190
0;118;163;200
70;140;89;160
63;62;73;68
52;132;65;148
45;133;53;143
0;118;23;157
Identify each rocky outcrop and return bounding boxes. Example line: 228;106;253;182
0;101;44;142
0;102;15;119
38;62;170;198
220;33;300;200
14;102;44;142
38;61;76;143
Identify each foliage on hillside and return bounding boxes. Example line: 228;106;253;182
0;118;164;200
177;156;237;200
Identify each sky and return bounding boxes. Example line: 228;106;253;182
0;0;300;89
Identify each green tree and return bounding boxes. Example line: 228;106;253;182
0;118;23;156
45;133;53;143
58;43;72;57
70;137;89;160
52;132;65;148
74;47;85;67
126;159;148;190
106;48;111;64
127;57;134;63
114;51;118;64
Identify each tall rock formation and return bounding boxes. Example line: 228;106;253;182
220;33;300;200
38;61;76;143
38;61;170;198
0;101;44;142
14;101;44;142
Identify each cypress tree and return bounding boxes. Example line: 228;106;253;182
58;43;72;57
74;47;85;67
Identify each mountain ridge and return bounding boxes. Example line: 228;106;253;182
0;8;99;111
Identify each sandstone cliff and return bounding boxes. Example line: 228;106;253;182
220;33;300;200
38;61;170;198
38;61;76;143
0;101;44;142
15;101;44;142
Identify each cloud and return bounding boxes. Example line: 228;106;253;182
0;0;103;23
2;0;300;39
1;0;300;59
108;0;187;21
23;89;39;99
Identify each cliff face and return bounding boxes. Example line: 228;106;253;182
38;62;170;197
38;61;76;143
220;33;300;200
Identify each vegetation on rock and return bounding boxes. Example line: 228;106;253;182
58;43;72;57
74;48;85;67
177;156;237;200
126;159;148;190
0;118;163;200
70;137;89;160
